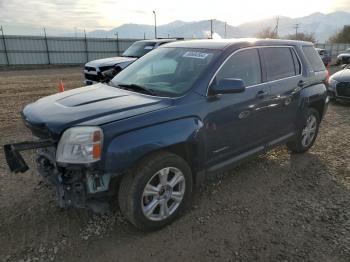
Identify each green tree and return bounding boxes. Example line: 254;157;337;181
329;25;350;43
285;32;316;43
256;27;279;39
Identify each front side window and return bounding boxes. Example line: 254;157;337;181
262;47;297;81
112;47;218;97
215;48;262;87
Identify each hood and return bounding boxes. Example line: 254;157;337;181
22;84;171;138
338;53;350;58
330;69;350;82
85;56;137;68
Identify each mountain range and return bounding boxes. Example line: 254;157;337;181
88;11;350;42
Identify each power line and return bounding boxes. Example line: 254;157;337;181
294;23;300;37
273;16;279;37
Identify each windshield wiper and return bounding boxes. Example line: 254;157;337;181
117;83;157;96
122;55;139;58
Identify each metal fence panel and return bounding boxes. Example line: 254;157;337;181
3;35;348;66
0;34;7;65
315;43;350;57
6;36;46;51
9;52;48;64
49;52;87;64
0;35;139;66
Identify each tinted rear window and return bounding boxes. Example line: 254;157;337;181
262;47;297;81
302;46;325;72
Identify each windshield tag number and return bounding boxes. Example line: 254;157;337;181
183;51;209;59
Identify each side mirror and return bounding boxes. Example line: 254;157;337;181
210;78;246;95
101;68;117;82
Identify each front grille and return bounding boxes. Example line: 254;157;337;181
336;82;350;97
85;66;96;72
85;73;101;82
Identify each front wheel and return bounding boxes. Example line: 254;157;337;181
287;108;320;153
118;152;193;231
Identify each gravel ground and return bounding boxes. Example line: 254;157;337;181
0;66;349;262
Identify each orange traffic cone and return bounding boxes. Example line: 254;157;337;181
58;80;65;92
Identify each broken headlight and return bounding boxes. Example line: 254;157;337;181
56;126;103;164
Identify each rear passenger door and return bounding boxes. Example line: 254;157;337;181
261;46;303;140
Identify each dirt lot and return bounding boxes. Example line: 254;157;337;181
0;66;349;262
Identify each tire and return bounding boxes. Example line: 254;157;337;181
287;108;320;153
118;151;193;231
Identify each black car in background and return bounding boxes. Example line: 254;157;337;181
328;64;350;101
84;39;180;85
316;48;331;66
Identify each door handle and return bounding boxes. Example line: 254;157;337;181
297;80;306;87
256;90;268;98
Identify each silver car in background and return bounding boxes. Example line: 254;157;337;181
328;64;350;101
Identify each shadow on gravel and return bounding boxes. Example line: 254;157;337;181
1;151;350;262
58;150;350;262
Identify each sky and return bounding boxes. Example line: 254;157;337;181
0;0;349;34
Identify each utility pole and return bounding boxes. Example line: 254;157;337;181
84;29;89;62
273;16;279;38
210;19;213;39
294;23;300;37
153;11;157;39
224;22;227;39
43;28;50;64
0;25;9;65
115;32;120;55
144;32;146;40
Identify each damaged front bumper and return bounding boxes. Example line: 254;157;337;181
4;140;112;212
4;140;54;173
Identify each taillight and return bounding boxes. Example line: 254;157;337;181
325;69;330;87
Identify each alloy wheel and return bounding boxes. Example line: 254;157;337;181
141;167;186;221
301;114;317;147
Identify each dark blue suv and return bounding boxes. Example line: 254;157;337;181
4;39;329;231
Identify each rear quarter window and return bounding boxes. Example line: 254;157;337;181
262;47;297;81
302;46;325;72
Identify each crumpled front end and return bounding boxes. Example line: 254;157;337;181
4;140;113;213
4;115;114;213
36;146;112;212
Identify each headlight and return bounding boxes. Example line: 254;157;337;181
56;126;103;164
329;78;339;88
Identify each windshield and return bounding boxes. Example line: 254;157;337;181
111;47;218;97
122;42;156;58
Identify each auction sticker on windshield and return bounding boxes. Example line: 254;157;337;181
183;51;209;59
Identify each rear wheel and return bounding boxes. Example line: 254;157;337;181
287;108;320;153
118;152;193;231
